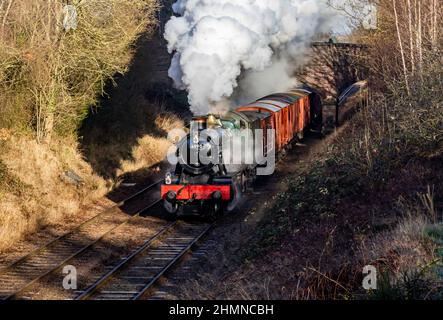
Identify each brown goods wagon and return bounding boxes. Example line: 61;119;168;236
259;92;311;141
236;90;312;152
236;101;287;151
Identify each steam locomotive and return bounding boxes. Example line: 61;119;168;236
161;87;323;218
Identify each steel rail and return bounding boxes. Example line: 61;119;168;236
75;221;178;300
76;223;213;300
133;223;212;300
0;179;163;276
3;199;163;300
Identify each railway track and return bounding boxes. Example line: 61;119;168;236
0;180;163;300
76;221;212;300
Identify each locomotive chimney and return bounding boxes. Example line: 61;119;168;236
191;116;207;131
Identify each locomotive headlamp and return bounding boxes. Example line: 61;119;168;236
165;172;172;185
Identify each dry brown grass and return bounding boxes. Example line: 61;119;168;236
118;135;171;176
363;215;433;275
0;128;11;141
358;203;443;299
118;112;184;176
0;135;109;252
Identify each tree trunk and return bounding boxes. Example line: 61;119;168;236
407;0;415;74
393;0;411;95
432;0;438;51
43;112;54;144
46;0;52;42
417;1;423;81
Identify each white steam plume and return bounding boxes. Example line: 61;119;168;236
165;0;338;115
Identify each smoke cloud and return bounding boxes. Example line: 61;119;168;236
165;0;338;115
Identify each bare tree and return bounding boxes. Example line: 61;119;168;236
406;0;415;73
393;0;411;95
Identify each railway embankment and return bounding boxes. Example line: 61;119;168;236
0;0;181;254
237;97;442;299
